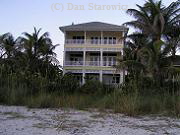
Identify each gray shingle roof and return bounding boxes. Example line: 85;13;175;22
59;22;129;32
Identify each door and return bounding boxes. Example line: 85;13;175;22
90;56;100;66
70;57;82;65
103;56;116;66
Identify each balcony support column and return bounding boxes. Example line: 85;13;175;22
84;31;86;44
120;71;124;84
82;71;85;85
82;51;86;85
100;50;103;67
100;71;103;82
101;31;103;44
83;51;86;66
122;31;125;46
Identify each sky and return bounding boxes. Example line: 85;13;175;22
0;0;174;64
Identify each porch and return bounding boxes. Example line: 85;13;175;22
72;73;122;85
65;31;123;45
64;51;121;67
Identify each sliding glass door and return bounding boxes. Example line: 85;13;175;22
90;56;100;66
103;57;116;66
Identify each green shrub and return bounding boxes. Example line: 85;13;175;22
78;80;105;95
59;73;80;93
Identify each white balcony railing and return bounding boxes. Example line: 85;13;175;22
65;61;83;66
66;39;85;44
65;39;123;45
64;61;117;67
85;61;100;66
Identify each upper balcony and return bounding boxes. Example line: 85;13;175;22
63;30;125;50
60;22;128;50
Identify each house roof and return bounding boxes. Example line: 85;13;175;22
59;22;129;32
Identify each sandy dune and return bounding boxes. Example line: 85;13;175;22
0;105;179;135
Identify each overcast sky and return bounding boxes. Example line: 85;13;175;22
0;0;173;64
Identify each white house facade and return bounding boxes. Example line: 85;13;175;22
60;22;128;85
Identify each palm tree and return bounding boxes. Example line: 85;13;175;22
163;0;180;35
21;28;49;58
39;41;59;64
125;0;180;41
163;0;180;58
117;32;176;87
20;27;59;73
116;33;147;80
21;27;59;61
0;33;20;59
164;24;180;59
122;0;180;77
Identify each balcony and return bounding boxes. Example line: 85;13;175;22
86;61;100;66
65;61;83;66
65;39;123;45
64;61;117;67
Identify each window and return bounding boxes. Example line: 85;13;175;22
109;37;113;44
91;37;100;44
108;37;116;44
72;36;84;44
91;37;94;44
70;56;83;65
108;57;112;66
112;57;116;65
103;56;116;66
103;57;107;66
113;37;116;44
99;37;102;44
72;36;76;43
90;56;100;66
112;75;120;84
95;37;98;44
104;37;108;44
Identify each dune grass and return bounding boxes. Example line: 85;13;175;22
0;68;179;117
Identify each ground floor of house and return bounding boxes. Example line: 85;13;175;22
64;70;124;85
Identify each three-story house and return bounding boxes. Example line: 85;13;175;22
60;22;128;85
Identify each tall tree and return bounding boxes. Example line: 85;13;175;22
0;33;20;59
20;27;59;73
125;0;180;41
118;0;180;85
